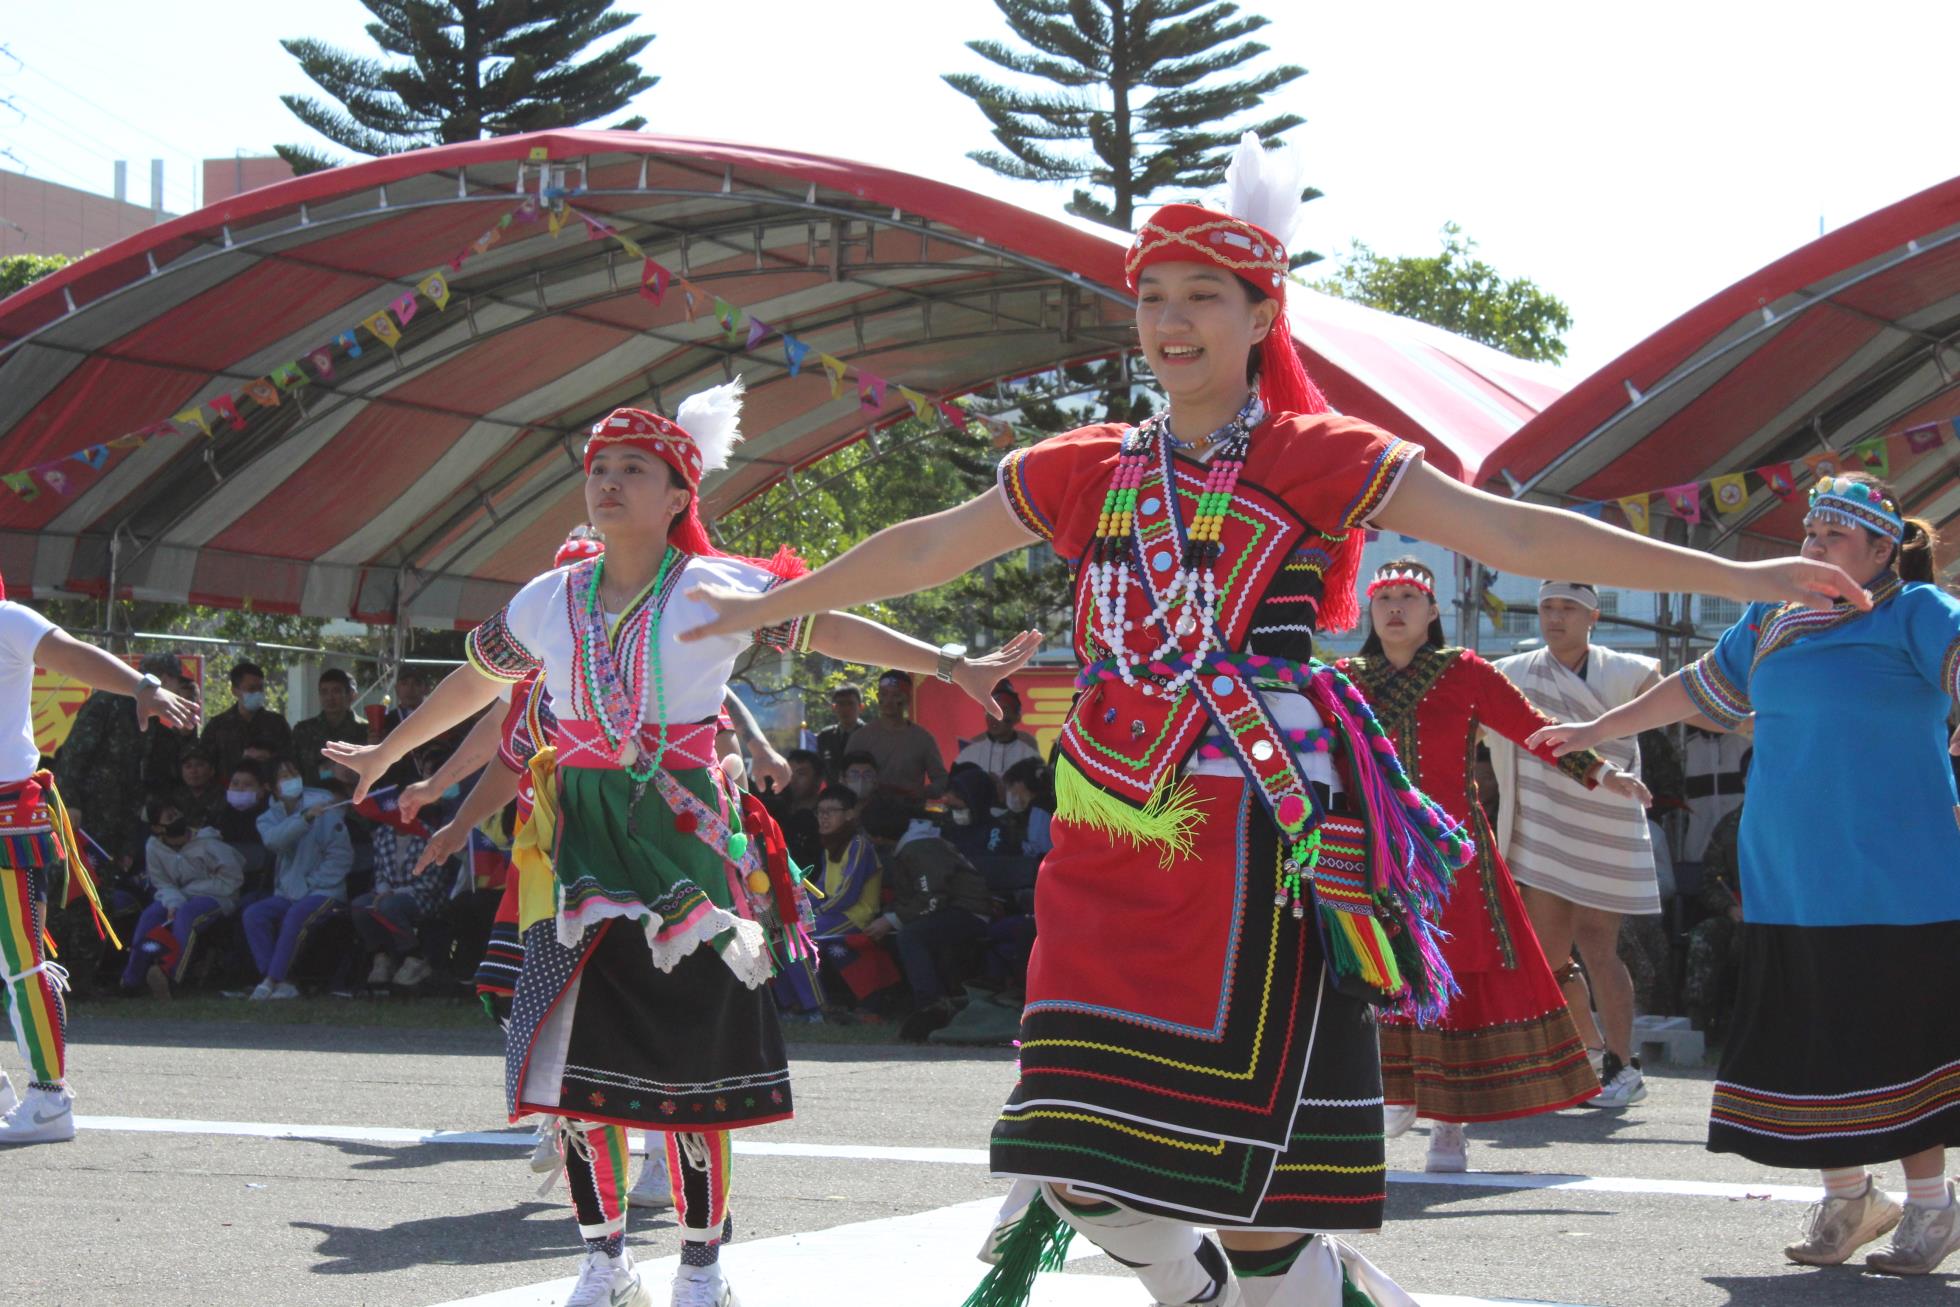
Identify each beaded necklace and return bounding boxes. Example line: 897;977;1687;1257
573;546;678;783
1086;392;1262;701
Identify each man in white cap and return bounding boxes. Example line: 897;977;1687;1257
1490;581;1661;1109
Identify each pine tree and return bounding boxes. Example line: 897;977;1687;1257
945;0;1310;236
276;0;656;174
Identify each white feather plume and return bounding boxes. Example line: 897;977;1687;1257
675;377;745;477
1222;130;1309;248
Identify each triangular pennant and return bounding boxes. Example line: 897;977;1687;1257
819;354;848;400
680;282;703;322
306;348;335;382
936;400;966;427
497;211;514;231
1662;483;1701;525
713;297;744;342
745;316;770;351
580;214;612;242
473;225;504;254
1566;501;1605;519
72;445;108;470
1711;473;1749;515
1755;463;1799;502
335;329;363;360
1853;436;1890;479
782;334;810;377
616;235;644;259
1904;422;1944;454
210;394;246;430
638;258;668;306
39;467;70;496
244;378;280;408
547;206;567;238
1616;493;1652;536
514;199;542;224
174;408;213;438
365;311;403;349
271;362;308;390
857;371;887;412
418;270;451;311
1;472;38;502
897;387;933;423
390;291;418;328
1803;450;1846;480
989;420;1017;450
107;432;145;451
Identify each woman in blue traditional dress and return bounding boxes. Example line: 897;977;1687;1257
678;132;1867;1307
1533;471;1960;1277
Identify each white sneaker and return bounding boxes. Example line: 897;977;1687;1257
0;1072;16;1116
249;979;275;1000
564;1248;653;1307
629;1151;675;1212
1424;1121;1467;1173
1786;1177;1901;1265
367;954;398;985
1867;1182;1960;1275
1383;1104;1417;1139
1593;1062;1647;1108
670;1265;739;1307
0;1084;75;1145
268;981;300;1000
394;956;434;987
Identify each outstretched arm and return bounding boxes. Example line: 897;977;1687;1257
411;764;520;877
323;665;502;802
681;490;1035;642
33;628;199;733
807;613;1042;719
400;707;505;821
721;690;787;792
1376;463;1866;611
1526;673;1701;758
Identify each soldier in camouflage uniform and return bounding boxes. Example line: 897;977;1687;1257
53;653;185;864
1685;802;1745;1033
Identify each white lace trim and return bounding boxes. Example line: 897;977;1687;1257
555;898;773;990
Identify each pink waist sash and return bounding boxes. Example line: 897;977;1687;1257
554;719;720;771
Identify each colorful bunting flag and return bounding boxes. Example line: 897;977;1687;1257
497;212;515;232
365;311;403;349
898;387;933;423
73;445;108;469
305;349;335;382
2;473;37;501
1711;473;1749;515
937;400;965;427
616;234;644;259
272;362;307;390
782;334;810;377
1803;450;1846;480
713;297;744;342
1905;422;1944;453
989;420;1017;450
819;354;848;400
473;226;504;255
1617;493;1652;536
418;270;451;311
1567;501;1605;519
638;258;668;306
335;329;362;360
174;408;213;438
857;372;887;412
210;395;245;430
1756;463;1798;502
244;378;280;408
390;292;418;328
1853;437;1890;478
514;200;541;224
547;207;567;239
446;249;469;273
745;316;770;351
680;282;703;322
1663;483;1701;525
40;468;69;496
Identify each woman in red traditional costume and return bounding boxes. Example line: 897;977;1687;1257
679;135;1869;1307
329;380;1037;1307
1336;558;1649;1174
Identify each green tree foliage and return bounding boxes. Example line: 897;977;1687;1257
1314;223;1573;364
0;252;76;300
946;0;1313;238
276;0;657;174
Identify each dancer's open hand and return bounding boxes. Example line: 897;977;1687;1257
323;740;390;804
678;584;766;643
1598;769;1652;807
1526;720;1602;757
952;631;1045;719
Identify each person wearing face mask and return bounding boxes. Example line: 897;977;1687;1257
939;764;1001;861
350;746;455;990
216;762;272;878
121;801;245;999
201;661;293;783
996;759;1055;860
1533;474;1960;1276
239;757;352;1000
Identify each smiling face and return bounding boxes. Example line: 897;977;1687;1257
1800;517;1893;584
1368;583;1438;653
583;447;691;542
1135;263;1277;408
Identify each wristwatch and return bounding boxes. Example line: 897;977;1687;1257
135;673;163;694
934;642;968;683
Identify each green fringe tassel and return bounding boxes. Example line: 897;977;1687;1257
959;1196;1075;1307
1054;755;1203;868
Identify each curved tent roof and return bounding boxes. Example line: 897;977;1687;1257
1483;175;1960;559
0;130;1562;627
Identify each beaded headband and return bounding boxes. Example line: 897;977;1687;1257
1126;203;1289;298
1805;475;1904;543
1365;567;1435;601
583;408;701;486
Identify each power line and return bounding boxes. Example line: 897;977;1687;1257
7;94;198;210
16;56;206;167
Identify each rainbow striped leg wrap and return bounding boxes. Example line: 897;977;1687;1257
0;866;66;1084
666;1129;734;1243
562;1120;633;1241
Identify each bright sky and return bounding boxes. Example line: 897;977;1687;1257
2;0;1953;377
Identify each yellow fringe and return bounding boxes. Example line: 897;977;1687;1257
513;747;560;935
1053;755;1204;868
47;781;120;952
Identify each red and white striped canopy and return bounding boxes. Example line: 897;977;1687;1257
0;131;1563;627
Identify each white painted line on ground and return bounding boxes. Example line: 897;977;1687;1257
423;1197;1596;1307
79;1112;1837;1207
